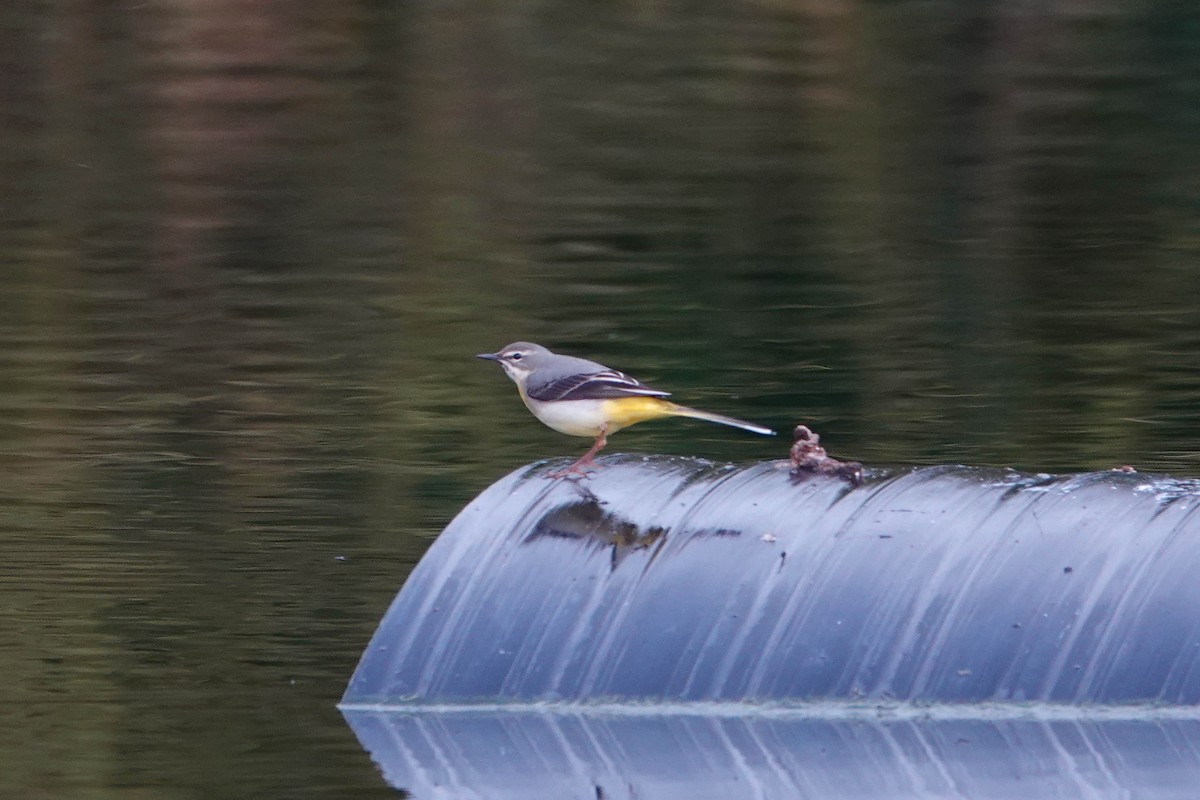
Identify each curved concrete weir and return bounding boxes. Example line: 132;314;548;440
340;456;1200;797
344;457;1200;705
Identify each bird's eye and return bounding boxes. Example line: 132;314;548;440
509;353;523;361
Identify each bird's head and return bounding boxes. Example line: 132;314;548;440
476;341;551;386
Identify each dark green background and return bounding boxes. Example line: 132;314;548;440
2;2;1198;797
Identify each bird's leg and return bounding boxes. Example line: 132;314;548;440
547;425;608;479
574;427;609;469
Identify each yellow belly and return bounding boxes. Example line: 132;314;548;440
600;397;676;430
523;396;675;437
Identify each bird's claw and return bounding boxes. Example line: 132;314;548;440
545;460;599;479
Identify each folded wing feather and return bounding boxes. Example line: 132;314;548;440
527;370;672;402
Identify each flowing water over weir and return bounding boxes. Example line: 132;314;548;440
341;457;1200;798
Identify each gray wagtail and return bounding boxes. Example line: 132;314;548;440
478;342;775;475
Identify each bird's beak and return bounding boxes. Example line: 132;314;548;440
476;352;500;361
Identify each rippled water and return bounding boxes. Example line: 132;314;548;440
2;2;1198;797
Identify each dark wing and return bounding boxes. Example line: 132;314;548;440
527;369;671;402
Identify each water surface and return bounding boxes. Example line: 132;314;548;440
2;2;1198;797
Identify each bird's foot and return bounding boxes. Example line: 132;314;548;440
546;429;608;479
545;458;600;479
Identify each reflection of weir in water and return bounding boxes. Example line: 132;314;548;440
341;456;1200;796
342;708;1200;800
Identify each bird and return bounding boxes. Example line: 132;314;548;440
477;341;775;476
